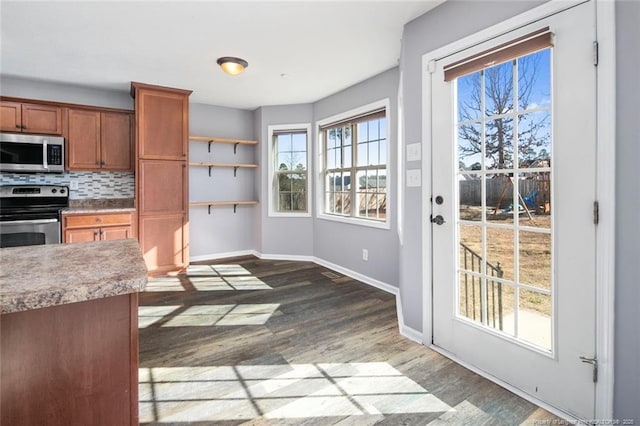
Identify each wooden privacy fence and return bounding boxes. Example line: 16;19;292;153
459;175;550;209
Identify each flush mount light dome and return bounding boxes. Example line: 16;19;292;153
217;57;248;76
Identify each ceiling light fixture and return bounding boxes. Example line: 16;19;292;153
216;57;248;76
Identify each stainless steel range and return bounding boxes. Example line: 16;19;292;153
0;185;69;248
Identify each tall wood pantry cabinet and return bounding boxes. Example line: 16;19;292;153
131;82;192;275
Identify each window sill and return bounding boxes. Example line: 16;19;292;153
268;211;312;218
317;212;390;230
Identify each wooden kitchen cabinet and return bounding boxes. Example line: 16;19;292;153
133;84;189;160
66;107;133;171
0;100;62;135
63;212;134;243
131;82;192;275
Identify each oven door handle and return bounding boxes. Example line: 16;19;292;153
1;219;59;225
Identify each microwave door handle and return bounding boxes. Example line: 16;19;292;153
42;139;48;169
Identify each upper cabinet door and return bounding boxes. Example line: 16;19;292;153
0;101;62;135
101;112;133;171
0;101;22;132
67;108;101;170
135;87;189;160
21;103;63;135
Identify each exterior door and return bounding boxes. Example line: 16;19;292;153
431;2;597;419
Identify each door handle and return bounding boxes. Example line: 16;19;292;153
579;356;598;383
431;215;446;225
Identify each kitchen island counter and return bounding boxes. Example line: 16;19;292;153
0;238;147;314
1;238;147;426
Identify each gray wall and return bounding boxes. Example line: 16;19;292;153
0;76;133;109
313;67;400;286
614;1;640;421
188;103;257;259
254;104;314;257
399;0;546;330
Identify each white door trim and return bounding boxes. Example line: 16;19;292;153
593;0;616;419
419;0;615;419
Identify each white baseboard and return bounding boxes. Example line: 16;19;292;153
189;250;255;262
429;345;579;424
395;293;423;344
311;256;399;296
252;251;315;263
188;251;420;345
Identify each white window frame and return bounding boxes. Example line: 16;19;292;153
316;99;391;230
267;123;312;218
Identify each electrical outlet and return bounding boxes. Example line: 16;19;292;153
69;181;79;190
362;249;368;261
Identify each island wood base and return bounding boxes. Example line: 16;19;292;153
1;293;139;426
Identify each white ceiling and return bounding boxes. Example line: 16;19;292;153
0;1;443;110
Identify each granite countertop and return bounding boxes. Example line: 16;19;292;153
63;198;136;214
62;207;136;214
0;239;148;314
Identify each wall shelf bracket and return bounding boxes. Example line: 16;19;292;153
234;166;239;177
233;203;238;213
234;142;240;154
208;140;213;153
208;166;213;177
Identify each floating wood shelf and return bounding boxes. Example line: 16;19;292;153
189;135;258;153
190;162;258;177
190;200;258;214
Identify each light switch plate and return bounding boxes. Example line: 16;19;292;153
406;169;421;187
406;143;421;162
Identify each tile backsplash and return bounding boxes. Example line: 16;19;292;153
0;171;134;200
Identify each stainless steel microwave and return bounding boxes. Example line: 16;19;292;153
0;132;65;173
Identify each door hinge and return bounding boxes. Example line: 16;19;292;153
593;41;599;66
580;356;598;383
593;201;599;225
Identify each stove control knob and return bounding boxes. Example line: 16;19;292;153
60;189;66;194
51;188;57;194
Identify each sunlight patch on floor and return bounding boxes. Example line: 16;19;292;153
143;264;272;292
138;304;280;328
139;363;453;423
188;276;272;291
144;277;186;292
185;264;252;276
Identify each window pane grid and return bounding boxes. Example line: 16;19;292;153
455;48;553;350
323;114;387;222
273;131;308;213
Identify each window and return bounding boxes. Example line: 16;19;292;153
268;124;311;216
318;100;389;228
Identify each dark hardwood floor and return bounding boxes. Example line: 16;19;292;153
138;256;562;425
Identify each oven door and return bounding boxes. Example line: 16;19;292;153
0;218;61;248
